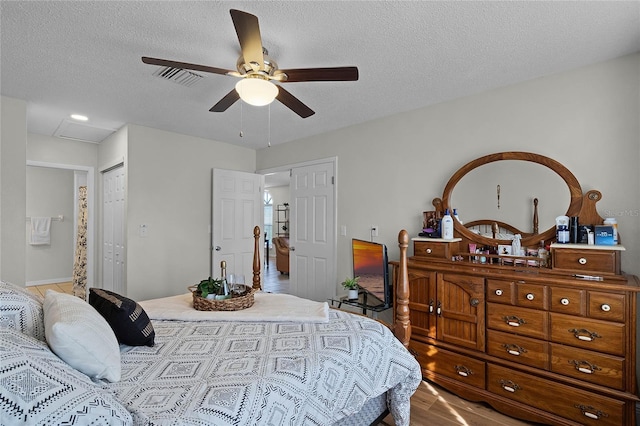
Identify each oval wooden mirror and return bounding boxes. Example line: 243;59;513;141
440;152;584;247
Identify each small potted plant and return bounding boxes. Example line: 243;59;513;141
342;276;360;300
196;277;223;299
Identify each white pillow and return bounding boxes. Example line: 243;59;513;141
43;290;121;382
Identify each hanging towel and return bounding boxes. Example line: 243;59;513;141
30;217;51;245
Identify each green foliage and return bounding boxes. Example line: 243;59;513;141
197;277;223;298
341;276;360;290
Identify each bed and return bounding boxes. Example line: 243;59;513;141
0;227;420;426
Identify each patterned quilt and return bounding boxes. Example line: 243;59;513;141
101;309;421;426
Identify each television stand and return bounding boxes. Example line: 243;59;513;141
329;291;391;318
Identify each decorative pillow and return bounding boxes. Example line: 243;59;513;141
89;288;155;347
43;290;121;382
0;328;132;426
0;281;45;341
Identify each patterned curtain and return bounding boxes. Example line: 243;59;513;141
72;186;88;299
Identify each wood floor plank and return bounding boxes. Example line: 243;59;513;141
380;380;535;425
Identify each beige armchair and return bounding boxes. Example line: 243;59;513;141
272;237;290;274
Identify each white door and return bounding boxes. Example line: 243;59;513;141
102;165;125;293
211;169;264;283
289;162;335;302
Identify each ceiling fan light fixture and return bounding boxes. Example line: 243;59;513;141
235;77;278;106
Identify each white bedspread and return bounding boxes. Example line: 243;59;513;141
102;309;421;426
140;291;330;323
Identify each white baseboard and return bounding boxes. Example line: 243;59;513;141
26;277;73;287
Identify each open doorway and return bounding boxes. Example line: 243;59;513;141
259;158;337;302
264;171;290;293
25;161;95;292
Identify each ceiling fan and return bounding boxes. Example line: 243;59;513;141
142;9;359;118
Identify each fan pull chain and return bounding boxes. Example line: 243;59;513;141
267;103;271;148
239;101;244;138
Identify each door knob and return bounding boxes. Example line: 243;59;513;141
290;246;295;251
215;246;221;251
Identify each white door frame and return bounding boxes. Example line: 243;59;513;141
257;157;338;293
26;160;95;287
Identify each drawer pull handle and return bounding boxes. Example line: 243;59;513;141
526;293;535;301
579;257;587;265
570;360;601;375
574;404;609;420
454;365;473;377
436;301;442;317
502;343;527;356
425;248;432;254
499;379;521;393
469;298;480;307
560;298;570;306
569;328;602;342
428;299;434;314
504;315;526;327
601;304;611;312
495;289;503;296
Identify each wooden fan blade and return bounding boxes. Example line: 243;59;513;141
277;66;359;83
142;57;233;75
230;9;264;71
276;87;315;118
210;90;240;112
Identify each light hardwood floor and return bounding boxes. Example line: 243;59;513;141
29;267;532;425
381;380;534;425
27;281;73;297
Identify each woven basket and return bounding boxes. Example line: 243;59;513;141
188;285;255;311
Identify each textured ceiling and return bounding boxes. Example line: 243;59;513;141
1;1;639;149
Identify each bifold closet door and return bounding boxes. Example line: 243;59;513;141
102;164;125;294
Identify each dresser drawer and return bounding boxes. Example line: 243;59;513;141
487;330;548;370
588;291;625;322
487;303;548;340
488;364;626;426
552;248;620;275
550;286;585;315
413;240;458;260
550;313;625;356
550;343;625;390
515;281;547;310
486;279;514;304
410;340;485;388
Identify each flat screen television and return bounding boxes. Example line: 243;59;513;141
352;239;391;308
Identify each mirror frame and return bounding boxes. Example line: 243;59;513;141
441;151;584;247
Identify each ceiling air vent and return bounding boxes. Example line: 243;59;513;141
153;66;204;87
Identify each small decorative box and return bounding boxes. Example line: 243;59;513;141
594;225;614;245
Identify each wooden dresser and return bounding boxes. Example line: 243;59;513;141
392;152;640;425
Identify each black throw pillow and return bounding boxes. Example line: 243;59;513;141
89;288;155;347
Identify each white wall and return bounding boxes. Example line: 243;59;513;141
27;133;99;167
121;124;256;301
257;54;640;287
0;96;27;285
25;167;74;283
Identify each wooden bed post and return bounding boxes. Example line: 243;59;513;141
252;226;262;291
394;229;411;348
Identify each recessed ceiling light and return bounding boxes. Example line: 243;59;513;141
70;114;88;121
